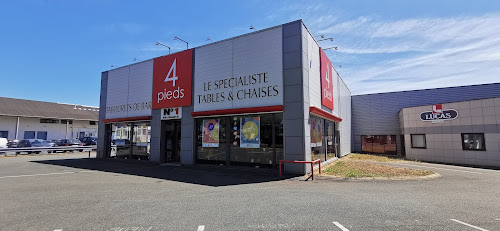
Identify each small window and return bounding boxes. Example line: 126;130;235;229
462;133;486;151
411;134;426;149
0;131;8;138
61;120;73;124
24;131;36;139
36;131;48;140
90;121;96;125
40;118;59;124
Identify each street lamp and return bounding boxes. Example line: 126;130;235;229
318;38;333;42
324;46;338;50
156;42;171;54
174;37;188;49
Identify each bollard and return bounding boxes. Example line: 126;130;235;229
88;150;91;158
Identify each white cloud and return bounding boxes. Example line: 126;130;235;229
306;12;500;94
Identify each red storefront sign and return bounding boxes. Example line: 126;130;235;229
320;48;334;110
152;49;193;109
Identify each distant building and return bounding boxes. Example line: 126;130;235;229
0;97;99;140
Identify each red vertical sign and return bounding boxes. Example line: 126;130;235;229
320;48;334;110
152;49;193;109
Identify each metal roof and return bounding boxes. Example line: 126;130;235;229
0;97;99;121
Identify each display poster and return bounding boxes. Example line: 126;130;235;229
240;117;260;148
202;119;219;147
311;117;323;147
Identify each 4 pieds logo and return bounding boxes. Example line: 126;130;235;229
152;49;193;109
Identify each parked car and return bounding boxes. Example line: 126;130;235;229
81;137;97;146
0;138;7;149
16;139;54;154
7;140;19;148
57;139;84;152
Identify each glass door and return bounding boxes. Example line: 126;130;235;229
165;120;181;163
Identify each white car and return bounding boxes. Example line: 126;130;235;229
0;138;8;149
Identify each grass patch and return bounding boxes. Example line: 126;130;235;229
348;153;401;162
322;159;433;178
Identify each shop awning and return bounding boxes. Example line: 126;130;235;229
191;105;283;117
309;106;342;122
102;116;152;123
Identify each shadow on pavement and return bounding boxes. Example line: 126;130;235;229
31;158;301;187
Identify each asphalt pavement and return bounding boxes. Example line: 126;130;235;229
0;153;499;231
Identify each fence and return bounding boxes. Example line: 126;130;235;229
0;145;96;157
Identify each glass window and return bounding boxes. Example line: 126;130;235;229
310;116;326;161
196;117;227;165
195;113;283;168
36;131;47;140
230;114;274;166
90;121;97;125
132;122;151;160
462;133;486;151
0;131;8;138
111;123;132;158
362;135;397;154
411;134;426;149
24;131;35;139
326;121;336;160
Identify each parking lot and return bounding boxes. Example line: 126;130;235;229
0;153;499;231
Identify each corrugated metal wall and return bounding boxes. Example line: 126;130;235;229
351;83;500;154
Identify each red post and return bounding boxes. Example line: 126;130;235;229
279;160;282;177
311;162;314;180
319;160;321;174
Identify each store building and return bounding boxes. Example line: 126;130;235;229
0;97;99;140
352;83;500;167
97;20;352;173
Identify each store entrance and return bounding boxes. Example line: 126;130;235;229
164;120;181;163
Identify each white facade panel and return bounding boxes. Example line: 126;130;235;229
105;60;153;119
306;32;321;109
305;31;341;118
339;79;352;156
194;27;283;112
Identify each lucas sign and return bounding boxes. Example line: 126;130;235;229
420;105;458;123
320;48;334;110
152;49;193;109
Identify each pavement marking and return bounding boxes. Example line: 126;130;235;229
332;222;350;231
450;219;489;231
54;229;63;231
0;171;94;179
393;163;483;174
197;225;205;231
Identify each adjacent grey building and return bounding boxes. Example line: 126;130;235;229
352;83;500;167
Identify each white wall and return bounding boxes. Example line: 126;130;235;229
105;60;153;119
0;115;97;140
0;116;18;139
193;27;283;112
401;97;500;167
303;27;351;156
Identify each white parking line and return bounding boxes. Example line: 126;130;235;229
393;163;483;174
54;229;63;231
0;171;94;179
332;222;350;231
197;225;205;231
451;219;489;231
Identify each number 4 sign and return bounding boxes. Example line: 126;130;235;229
320;48;334;110
152;49;193;109
165;58;178;86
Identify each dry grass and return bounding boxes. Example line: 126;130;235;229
348;153;401;162
321;154;433;178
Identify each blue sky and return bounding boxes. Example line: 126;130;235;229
1;0;499;106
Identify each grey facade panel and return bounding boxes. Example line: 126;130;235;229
352;83;500;153
97;72;108;158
